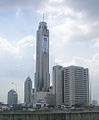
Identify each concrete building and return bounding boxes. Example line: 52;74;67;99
24;77;32;105
31;91;48;108
35;21;50;92
36;91;48;102
31;89;55;107
63;66;89;106
52;65;89;106
7;89;18;106
53;65;63;105
46;93;56;106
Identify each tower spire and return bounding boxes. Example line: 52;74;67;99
43;13;44;22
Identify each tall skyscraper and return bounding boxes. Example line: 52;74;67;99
35;21;50;92
62;66;89;106
53;65;63;105
7;89;18;106
24;76;32;104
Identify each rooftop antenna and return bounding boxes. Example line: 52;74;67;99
43;13;44;22
90;80;91;105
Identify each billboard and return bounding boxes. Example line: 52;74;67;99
42;36;48;53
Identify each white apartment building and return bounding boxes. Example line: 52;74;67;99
63;66;89;106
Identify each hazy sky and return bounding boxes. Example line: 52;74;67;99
0;0;99;103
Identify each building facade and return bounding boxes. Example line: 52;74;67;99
52;65;89;106
35;21;50;92
62;66;89;106
7;89;18;106
24;77;32;104
53;65;63;105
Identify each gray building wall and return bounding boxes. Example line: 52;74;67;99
53;65;63;105
46;93;55;106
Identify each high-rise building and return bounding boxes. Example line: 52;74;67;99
7;89;18;106
35;21;50;92
53;65;89;106
24;76;32;104
53;65;63;105
62;66;89;106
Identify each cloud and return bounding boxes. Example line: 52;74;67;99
49;18;98;57
16;7;22;16
17;35;35;48
63;0;99;20
0;0;99;22
0;0;48;12
0;0;28;8
0;35;35;78
94;38;99;47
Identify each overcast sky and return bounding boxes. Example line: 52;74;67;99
0;0;99;103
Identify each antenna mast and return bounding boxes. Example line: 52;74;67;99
43;13;44;22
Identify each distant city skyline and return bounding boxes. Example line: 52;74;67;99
0;0;99;103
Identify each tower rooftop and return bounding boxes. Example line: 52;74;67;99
39;21;47;26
